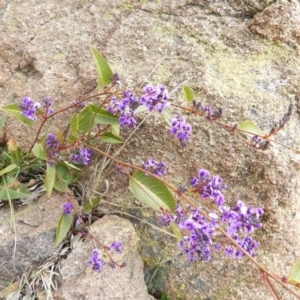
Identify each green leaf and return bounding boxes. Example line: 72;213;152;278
91;47;114;91
101;132;123;144
62;161;81;171
129;170;176;210
54;164;70;192
57;129;65;144
134;105;148;114
82;196;101;214
161;109;172;126
237;120;265;136
70;106;94;137
288;259;300;285
111;124;120;137
2;104;35;126
90;105;119;125
182;86;195;103
45;163;56;197
170;221;182;242
0;164;17;176
9;148;23;164
0;111;7;132
0;176;30;200
55;213;74;246
32;143;47;160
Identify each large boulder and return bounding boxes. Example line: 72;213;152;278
1;0;300;299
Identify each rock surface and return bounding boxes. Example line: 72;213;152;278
57;215;155;300
1;0;300;299
0;193;61;289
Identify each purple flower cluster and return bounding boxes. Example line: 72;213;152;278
160;170;264;261
225;235;259;259
109;241;123;253
108;91;139;128
42;98;54;116
170;114;192;145
193;101;222;121
107;85;170;128
140;84;170;113
88;249;106;272
250;135;270;150
45;133;61;166
19;97;55;120
19;97;41;121
218;200;263;259
63;202;74;214
89;242;123;273
191;169;227;205
161;205;218;262
72;147;93;166
178;207;218;262
143;158;167;177
220;200;263;235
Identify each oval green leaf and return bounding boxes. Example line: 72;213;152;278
91;47;114;91
183;86;195;103
170;221;182;242
70;106;94;138
55;213;74;246
0;111;7;132
288;258;300;285
54;163;73;193
135;105;148;114
82;196;101;214
90;105;120;125
32;143;47;160
0;164;17;176
2;104;35;126
111;124;120;137
129;170;176;210
63;161;81;171
237;120;265;136
161;109;172;126
45;163;56;197
101;132;123;144
0;176;30;200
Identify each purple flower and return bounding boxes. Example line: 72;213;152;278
220;201;263;235
63;202;74;214
42;98;54;115
109;241;123;253
225;235;259;259
107;91;139;128
177;213;216;262
19;97;41;120
108;90;139;114
143;158;167;177
46;133;60;150
76;99;86;109
159;213;172;227
164;205;217;262
72;147;93;166
119;112;137;128
191;169;227;206
107;97;119;115
88;249;106;272
108;261;117;269
193;101;222;121
45;133;61;165
112;73;121;86
170;114;192;145
140;84;170;113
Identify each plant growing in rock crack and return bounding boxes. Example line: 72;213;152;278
1;46;300;300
